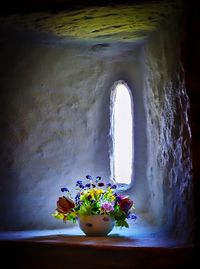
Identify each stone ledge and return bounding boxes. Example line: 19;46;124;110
0;229;197;269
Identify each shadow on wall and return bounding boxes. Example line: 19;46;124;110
0;0;195;246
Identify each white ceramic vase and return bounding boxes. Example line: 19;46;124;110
78;215;115;236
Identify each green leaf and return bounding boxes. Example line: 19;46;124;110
115;219;129;228
78;204;92;215
51;212;64;220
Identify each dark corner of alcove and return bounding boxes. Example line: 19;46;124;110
181;0;200;251
0;0;199;269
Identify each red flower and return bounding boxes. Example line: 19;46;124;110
56;196;75;214
118;197;133;213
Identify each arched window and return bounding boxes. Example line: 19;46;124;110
110;81;134;190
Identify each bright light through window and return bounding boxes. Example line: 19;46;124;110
110;81;133;188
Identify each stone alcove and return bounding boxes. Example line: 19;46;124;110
0;0;194;248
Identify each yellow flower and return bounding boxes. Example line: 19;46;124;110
93;189;104;196
104;188;116;202
70;211;78;218
80;188;104;201
109;194;116;201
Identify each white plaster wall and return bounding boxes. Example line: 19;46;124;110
0;29;149;230
0;24;193;243
143;28;193;240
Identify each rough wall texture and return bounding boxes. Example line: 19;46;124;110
181;0;200;248
0;29;148;230
143;28;193;241
0;0;194;244
0;1;182;41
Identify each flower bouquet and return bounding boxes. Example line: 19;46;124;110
52;175;137;236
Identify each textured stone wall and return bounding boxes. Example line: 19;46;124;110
0;0;194;244
0;28;149;230
181;0;200;247
142;28;193;241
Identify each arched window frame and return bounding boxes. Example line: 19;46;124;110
110;80;134;190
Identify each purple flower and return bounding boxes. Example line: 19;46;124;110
96;176;101;180
116;195;122;202
111;184;117;189
76;180;84;188
126;213;137;220
61;187;69;192
130;214;137;220
85;183;91;188
86;175;92;179
75;193;82;206
106;183;112;187
101;202;114;213
75;193;80;201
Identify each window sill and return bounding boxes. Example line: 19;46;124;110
0;225;195;269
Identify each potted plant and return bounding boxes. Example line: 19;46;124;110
52;175;137;236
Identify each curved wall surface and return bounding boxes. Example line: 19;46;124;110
0;0;194;244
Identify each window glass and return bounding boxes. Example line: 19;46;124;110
110;81;133;189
